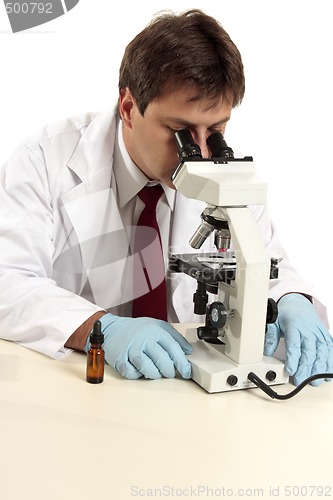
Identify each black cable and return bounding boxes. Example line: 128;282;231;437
247;372;333;400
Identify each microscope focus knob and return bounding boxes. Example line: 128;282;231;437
208;301;227;329
266;298;278;324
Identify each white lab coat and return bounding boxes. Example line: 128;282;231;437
0;106;326;358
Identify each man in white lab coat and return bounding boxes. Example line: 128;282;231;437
0;10;332;385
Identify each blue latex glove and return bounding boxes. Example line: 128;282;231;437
264;293;333;386
85;313;192;380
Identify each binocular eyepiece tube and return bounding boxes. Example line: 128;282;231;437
174;129;234;161
174;129;202;160
174;129;234;250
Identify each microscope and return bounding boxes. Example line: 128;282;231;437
171;130;289;393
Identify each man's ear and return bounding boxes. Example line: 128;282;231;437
119;88;135;129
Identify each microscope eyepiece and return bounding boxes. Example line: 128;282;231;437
207;132;234;160
174;129;202;161
174;129;234;162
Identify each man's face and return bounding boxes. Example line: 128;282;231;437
119;87;233;189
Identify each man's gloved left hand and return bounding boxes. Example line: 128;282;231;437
264;293;333;386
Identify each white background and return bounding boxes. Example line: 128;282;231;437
0;0;332;322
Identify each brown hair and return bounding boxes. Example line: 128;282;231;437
119;9;245;115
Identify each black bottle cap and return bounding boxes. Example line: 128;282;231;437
90;320;104;344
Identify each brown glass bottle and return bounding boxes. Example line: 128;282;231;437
86;320;105;384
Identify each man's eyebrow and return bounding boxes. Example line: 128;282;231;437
165;117;230;128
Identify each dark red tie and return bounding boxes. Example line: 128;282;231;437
132;185;167;320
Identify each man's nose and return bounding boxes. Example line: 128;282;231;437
194;135;210;158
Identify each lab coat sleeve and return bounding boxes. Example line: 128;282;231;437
0;142;103;358
250;203;329;328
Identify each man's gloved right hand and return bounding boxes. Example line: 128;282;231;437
85;313;192;380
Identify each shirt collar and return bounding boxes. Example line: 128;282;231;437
113;117;175;209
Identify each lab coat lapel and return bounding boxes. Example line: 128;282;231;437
60;109;131;309
66;106;118;183
62;106;120;247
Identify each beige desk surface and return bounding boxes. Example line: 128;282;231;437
1;325;333;500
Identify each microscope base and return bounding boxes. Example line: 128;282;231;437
185;328;289;393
